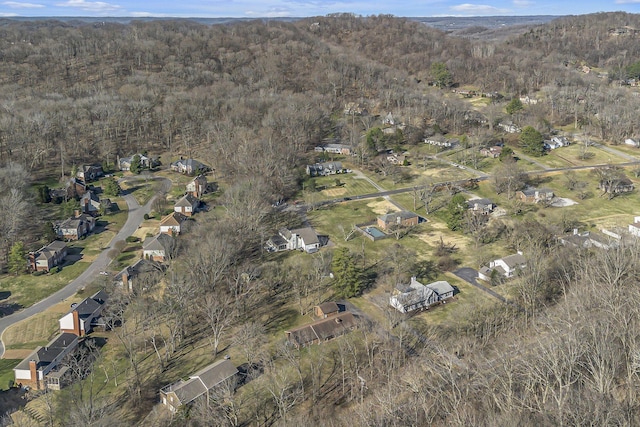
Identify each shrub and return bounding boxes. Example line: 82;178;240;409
32;270;45;276
143;213;149;220
126;236;139;243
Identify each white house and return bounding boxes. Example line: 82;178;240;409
389;277;454;313
629;216;640;237
14;333;79;390
266;227;322;254
481;252;527;279
59;290;108;336
142;233;175;262
160;212;188;235
174;194;199;217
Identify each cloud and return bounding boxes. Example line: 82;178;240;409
129;11;171;17
450;3;511;14
245;7;293;17
55;0;121;12
0;11;18;15
513;0;533;6
616;0;640;3
3;1;44;8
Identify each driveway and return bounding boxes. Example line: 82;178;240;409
453;267;511;305
0;182;168;357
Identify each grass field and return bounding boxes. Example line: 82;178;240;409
3;303;69;350
0;261;91;309
0;359;21;390
306;174;379;201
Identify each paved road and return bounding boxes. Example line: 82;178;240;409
0;183;166;357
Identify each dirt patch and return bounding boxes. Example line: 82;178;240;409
366;199;398;216
2;350;31;360
416;222;472;252
322;187;347;197
133;225;158;240
551;197;578;207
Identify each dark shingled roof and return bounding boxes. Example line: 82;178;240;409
162;359;238;406
14;333;78;371
286;312;356;347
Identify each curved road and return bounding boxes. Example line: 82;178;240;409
0;184;165;357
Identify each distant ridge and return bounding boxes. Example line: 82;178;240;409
0;15;561;30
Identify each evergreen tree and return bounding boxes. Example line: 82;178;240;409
519;126;545;157
331;247;363;298
8;241;26;275
506;98;524;115
430;62;453;88
446;193;468;231
499;146;514;162
103;177;121;197
130;154;142;174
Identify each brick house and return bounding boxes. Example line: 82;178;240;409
377;211;419;230
174;194;199;216
58;290;108;336
186;175;207;198
28;241;67;272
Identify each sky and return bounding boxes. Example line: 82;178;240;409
0;0;639;18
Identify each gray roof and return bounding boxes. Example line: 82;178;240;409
291;227;319;245
467;198;494;209
286;312;357;347
143;233;175;252
14;333;78;371
379;211;418;223
163;359;237;406
175;193;198;207
317;302;340;314
501;253;526;268
67;289;108;319
425;280;454;297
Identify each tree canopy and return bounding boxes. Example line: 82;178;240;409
519;126;545;157
331;247;363;298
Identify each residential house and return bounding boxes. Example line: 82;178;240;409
625;138;639;147
186;175;207;198
314;302;340;319
29;241;67;272
424;138;453;148
55;212;96;240
600;178;634;194
143;233;176;262
629;216;640;237
467;198;496;215
306;161;345;177
160;359;238;413
170;158;210;175
314;143;352;156
115;258;161;292
479;253;526;280
285;311;357;348
498;122;521;133
377;211;419;231
516;188;555;203
560;229;620;250
343;102;367;116
118;154;151;171
76;165;103;182
13;333;79;390
59;289;108;336
267;227;322;254
80;191;101;215
174;194;199;217
66;177;86;200
386;153;406;165
389;277;455;313
519;95;538;105
160;212;188;235
480;146;502;158
544;136;570;150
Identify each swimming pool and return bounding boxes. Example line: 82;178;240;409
365;227;386;238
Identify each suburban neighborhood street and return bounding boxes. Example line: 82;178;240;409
0;185;165;357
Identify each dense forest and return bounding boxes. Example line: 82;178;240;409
3;12;640;426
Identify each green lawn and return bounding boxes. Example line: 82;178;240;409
0;359;21;390
529;144;628;169
0;262;91;308
304;174;379;201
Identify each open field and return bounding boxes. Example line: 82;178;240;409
530;144;629;169
0;262;90;309
3;301;70;351
0;359;21;390
310;173;379;201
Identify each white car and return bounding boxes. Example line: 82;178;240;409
99;271;109;276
